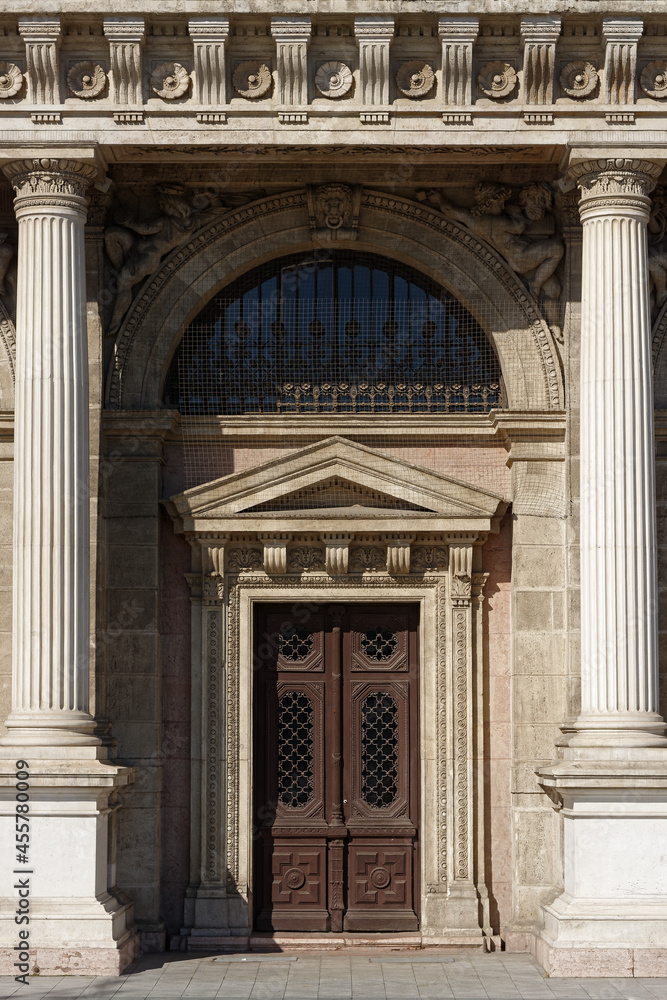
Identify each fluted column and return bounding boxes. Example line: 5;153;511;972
1;157;98;746
570;157;667;747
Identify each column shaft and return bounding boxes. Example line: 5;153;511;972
2;157;98;745
572;157;666;746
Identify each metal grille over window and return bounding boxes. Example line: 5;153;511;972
361;627;398;661
277;691;315;808
360;692;399;808
165;252;505;416
279;627;314;661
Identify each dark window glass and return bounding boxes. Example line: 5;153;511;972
164;251;504;414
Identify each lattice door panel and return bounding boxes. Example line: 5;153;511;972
254;603;419;933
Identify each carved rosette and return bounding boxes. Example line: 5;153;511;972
641;61;667;99
396;61;435;98
478;61;517;99
315;60;353;98
560;61;598;99
151;62;190;99
233;61;272;99
67;61;107;99
3;158;98;216
0;62;23;99
570;158;662;221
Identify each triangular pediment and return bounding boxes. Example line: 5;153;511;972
167;437;508;533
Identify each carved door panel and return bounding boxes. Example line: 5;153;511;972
254;604;419;932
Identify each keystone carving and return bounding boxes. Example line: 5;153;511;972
307;183;360;239
417;182;563;303
67;61;107;99
233;61;272;99
151;62;190;99
396;61;435;98
0;63;23;99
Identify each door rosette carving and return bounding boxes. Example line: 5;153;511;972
0;62;23;99
396;61;435;98
478;61;517;98
641;61;667;99
233;61;272;99
315;60;353;98
560;61;598;98
151;62;190;99
67;61;107;99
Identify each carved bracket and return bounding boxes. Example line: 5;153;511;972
321;533;353;576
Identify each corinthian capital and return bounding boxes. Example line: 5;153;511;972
3;158;98;213
570;158;661;199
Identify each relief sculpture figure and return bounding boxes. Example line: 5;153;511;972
104;183;228;335
648;187;667;317
417;182;564;303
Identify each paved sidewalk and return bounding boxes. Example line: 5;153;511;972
1;952;666;1000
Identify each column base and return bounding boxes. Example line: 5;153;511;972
561;712;667;749
0;747;138;977
536;752;667;977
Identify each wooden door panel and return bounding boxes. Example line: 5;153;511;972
254;603;419;932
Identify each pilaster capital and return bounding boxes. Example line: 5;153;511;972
3;157;98;215
354;16;395;41
601;15;643;44
188;16;230;43
18;15;61;42
520;15;562;44
438;16;479;42
103;16;146;44
569;158;662;219
270;16;312;43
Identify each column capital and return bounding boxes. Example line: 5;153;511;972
3;157;98;213
568;158;662;219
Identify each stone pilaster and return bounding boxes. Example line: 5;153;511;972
1;159;98;747
520;16;561;105
438;17;479;106
271;16;311;107
568;157;666;748
355;15;394;118
18;16;61;105
602;17;643;105
189;17;230;106
103;17;145;106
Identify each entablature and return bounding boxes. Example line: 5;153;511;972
0;9;667;139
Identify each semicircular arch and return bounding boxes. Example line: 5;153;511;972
106;189;564;411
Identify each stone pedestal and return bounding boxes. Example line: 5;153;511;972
0;157;138;976
537;157;667;977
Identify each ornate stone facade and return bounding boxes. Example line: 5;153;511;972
0;0;666;983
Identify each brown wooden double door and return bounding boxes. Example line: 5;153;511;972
253;603;419;932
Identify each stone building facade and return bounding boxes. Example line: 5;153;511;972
0;0;666;980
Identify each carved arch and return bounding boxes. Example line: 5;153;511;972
0;299;15;410
105;189;564;411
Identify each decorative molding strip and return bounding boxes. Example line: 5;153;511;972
113;111;144;124
443;112;473;125
360;111;390;124
30;112;61;124
524;112;554;124
606;112;635;124
278;111;308;124
196;112;227;124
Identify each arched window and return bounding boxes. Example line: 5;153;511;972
164;251;504;415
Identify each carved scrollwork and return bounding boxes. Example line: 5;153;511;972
478;61;517;99
641;60;667;99
288;546;325;572
396;61;435;98
233;61;272;99
226;546;263;572
67;61;107;99
315;60;353;99
0;62;23;100
559;61;598;99
411;545;448;572
151;62;190;100
349;546;386;573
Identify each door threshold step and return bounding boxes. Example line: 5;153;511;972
247;932;485;951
